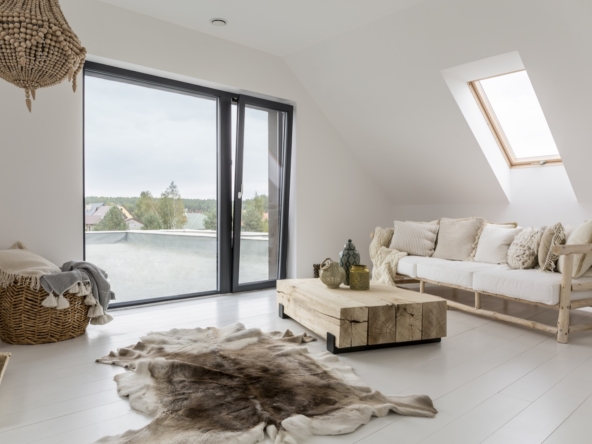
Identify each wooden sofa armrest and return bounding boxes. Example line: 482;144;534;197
552;244;592;256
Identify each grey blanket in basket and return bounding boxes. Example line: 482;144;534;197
40;261;114;325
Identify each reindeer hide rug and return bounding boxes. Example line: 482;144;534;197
96;323;437;443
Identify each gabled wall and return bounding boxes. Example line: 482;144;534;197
285;0;592;227
0;0;393;274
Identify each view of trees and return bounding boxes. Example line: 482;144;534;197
88;184;270;233
132;182;187;230
202;193;268;233
243;193;268;233
203;207;217;230
93;206;128;231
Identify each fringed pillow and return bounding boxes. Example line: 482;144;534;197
432;217;485;261
474;225;523;264
538;223;565;272
507;227;546;270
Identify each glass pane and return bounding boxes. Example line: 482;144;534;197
238;105;286;284
480;71;559;159
84;75;218;303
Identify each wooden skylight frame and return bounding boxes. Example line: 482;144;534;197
468;70;562;168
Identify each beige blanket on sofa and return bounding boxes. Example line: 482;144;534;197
371;246;408;286
369;227;408;286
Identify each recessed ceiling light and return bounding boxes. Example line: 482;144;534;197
211;18;227;27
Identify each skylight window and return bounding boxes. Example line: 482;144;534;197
469;70;561;167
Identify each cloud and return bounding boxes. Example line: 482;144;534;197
85;76;272;200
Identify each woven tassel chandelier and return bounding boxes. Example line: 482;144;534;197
0;0;86;112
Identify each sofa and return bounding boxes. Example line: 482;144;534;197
371;218;592;343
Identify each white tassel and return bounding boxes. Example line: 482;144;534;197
56;294;70;310
84;294;97;306
90;313;113;325
42;294;58;308
88;304;104;318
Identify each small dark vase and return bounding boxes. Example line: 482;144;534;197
339;239;361;286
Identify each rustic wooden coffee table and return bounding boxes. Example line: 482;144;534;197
277;279;447;354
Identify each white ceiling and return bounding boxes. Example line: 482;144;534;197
98;0;428;56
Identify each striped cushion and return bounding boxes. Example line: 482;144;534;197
389;221;439;257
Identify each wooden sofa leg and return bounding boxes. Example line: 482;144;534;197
475;292;481;310
557;306;570;344
419;281;425;294
557;254;574;344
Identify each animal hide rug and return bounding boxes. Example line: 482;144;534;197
96;323;437;444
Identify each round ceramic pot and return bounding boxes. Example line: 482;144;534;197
349;265;370;291
319;258;346;289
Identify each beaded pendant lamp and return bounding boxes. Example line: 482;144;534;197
0;0;86;112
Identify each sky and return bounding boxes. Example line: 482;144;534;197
85;75;272;200
480;70;559;159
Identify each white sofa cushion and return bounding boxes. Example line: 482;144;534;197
474;225;523;264
397;256;447;278
417;260;507;289
473;269;592;306
390;221;439;257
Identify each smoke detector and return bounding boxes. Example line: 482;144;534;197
211;19;227;27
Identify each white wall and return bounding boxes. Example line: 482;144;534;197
394;166;592;228
0;0;393;274
285;0;592;225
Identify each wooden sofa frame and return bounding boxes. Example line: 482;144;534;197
410;244;592;344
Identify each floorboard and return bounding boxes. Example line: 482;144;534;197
1;285;591;443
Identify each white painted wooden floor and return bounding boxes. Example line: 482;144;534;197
1;284;592;444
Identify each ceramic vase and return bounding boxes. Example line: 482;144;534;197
319;258;346;289
339;239;361;286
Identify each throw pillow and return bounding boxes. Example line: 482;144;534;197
507;227;546;270
538;223;566;272
370;227;394;263
0;242;60;289
474;225;523;264
432;217;486;261
390;221;439;257
557;220;592;278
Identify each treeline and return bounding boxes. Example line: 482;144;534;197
88;183;269;233
85;195;216;214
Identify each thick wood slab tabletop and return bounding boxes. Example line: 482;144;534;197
277;279;447;349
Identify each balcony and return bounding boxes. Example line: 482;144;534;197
85;230;269;304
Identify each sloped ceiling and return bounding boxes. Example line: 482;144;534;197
284;0;592;204
100;0;592;205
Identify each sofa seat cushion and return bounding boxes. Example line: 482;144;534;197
473;269;592;306
417;260;508;289
397;256;448;278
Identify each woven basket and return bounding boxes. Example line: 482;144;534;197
0;280;90;345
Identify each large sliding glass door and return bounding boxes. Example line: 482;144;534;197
83;63;292;306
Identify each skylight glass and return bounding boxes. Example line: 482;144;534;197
472;70;561;165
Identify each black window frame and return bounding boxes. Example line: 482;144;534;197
83;61;293;308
